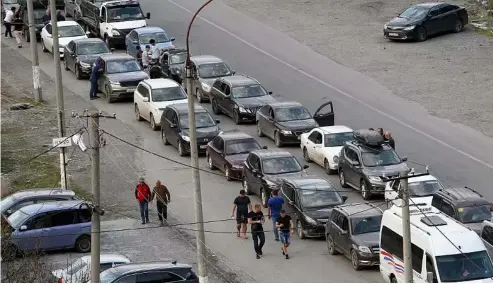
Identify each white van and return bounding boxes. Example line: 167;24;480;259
380;198;493;283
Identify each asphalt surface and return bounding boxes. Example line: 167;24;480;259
3;0;493;282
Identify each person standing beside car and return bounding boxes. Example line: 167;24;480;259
4;7;15;38
268;189;284;242
11;13;23;48
384;131;395;150
89;58;104;100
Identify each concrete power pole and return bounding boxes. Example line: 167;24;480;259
400;169;413;283
27;0;42;101
49;0;68;189
185;65;208;283
89;113;101;283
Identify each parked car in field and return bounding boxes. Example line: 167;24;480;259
41;20;89;58
99;261;199;283
256;101;335;147
63;38;112;79
3;201;91;259
210;75;275;125
134;78;188;130
383;2;468;42
1;188;79;217
206;132;265;181
301;125;353;174
97;54;149;103
125;26;175;59
52;253;131;283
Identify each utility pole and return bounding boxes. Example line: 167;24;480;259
27;0;42;101
49;0;67;189
400;169;413;283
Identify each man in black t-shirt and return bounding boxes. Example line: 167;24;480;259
276;209;294;259
231;190;251;239
248;204;265;259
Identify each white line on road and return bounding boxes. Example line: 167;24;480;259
167;0;493;171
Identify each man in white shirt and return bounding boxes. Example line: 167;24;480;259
149;39;161;60
4;7;15;38
141;45;151;70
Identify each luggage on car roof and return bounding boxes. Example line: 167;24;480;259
353;129;384;147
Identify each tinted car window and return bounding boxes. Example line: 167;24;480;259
351;215;382;235
482;225;493;246
262;157;302;175
408;180;443;197
399;5;429;19
136;272;167;283
50;210;77;227
198;62;231;78
361;149;401;167
139;32;169;44
308;131;322;144
324;132;353;147
231;84;267;99
58;25;85;38
180;112;215;129
151;87;187;102
224;139;260;155
458;205;492;224
299;188;342;208
275;106;311;122
77;42;110;55
106;60;141;74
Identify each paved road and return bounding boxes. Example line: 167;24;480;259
5;0;493;282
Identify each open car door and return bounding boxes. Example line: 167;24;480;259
313;101;334;126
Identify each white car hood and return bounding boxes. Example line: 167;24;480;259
109;20;147;31
59;36;87;47
152;99;188;109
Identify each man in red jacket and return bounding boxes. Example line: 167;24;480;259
135;177;152;224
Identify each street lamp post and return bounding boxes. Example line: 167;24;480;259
185;0;214;282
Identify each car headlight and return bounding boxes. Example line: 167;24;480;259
358;246;372;254
109;80;120;85
333;155;339;164
238;106;250;113
181;135;190;142
111;30;120;36
404;25;415;31
368;176;382;183
79;61;91;68
384;23;388;29
232;164;243;169
201;82;211;92
304;215;317;225
280;130;292;135
265;180;278;189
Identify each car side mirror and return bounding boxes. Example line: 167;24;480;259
110;48;115;52
342;195;348;202
215;119;220;123
401;156;408;162
143;97;149;102
427;272;434;283
262;146;268;149
169;123;177;128
19;225;27;231
85;31;91;35
303;165;309;169
170;37;175;42
146;12;151;19
268;91;273;95
231;70;236;75
5;209;12;216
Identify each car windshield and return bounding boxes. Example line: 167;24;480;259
275;106;312;122
224;139;260;155
399;5;429;20
0;196;17;213
7;209;30;229
408;180;443;197
58;25;85;38
458;205;492;224
99;269;119;283
139;32;169;44
198;62;231;78
169;53;186;64
106;60;141;74
107;5;144;22
299;186;343;209
262;157;302;175
77;42;110;55
152;86;186;102
361;149;402;167
351;215;382;235
180;113;215;129
324;132;354;147
65;258;87;275
436;251;493;282
4;0;18;3
231;84;267;99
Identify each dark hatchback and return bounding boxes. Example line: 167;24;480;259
383;2;468;42
256;101;335;147
99;261;199;283
280;177;347;239
160;103;221;156
206;132;266;182
159;48;188;84
64;38;112;79
242;149;309;206
210;75;275;124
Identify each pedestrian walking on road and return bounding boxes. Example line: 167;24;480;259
4;7;15;38
11;14;23;48
384;131;395;150
276;209;294;259
151;180;170;226
267;189;284;241
89;58;104;100
135;177;151;224
231;189;251;239
248;204;265;259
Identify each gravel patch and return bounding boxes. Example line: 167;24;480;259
224;0;493;137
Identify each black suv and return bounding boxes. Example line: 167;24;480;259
242;150;309;206
431;187;492;235
210;75;276;124
160;103;221;156
325;203;382;270
338;129;408;200
280;177;347;239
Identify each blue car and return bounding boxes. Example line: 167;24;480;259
125;27;175;59
3;201;92;257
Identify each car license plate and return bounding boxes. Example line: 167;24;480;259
126;88;134;93
389;33;399;37
200;145;207;149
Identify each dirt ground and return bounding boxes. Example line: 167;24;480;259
225;0;493;137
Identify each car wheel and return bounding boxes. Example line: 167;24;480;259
454;19;464;33
233;109;241;125
75;65;82;80
303;147;311;162
207;154;216;170
416;27;427;42
225;166;233;181
256;122;264;137
178;140;187;157
161;130;170;145
150;114;158;131
296;220;306;239
75;235;91;253
261;188;268;207
41;39;47;52
106;85;114;103
135;105;143;121
274;131;283;147
326;234;339;255
339;169;349;188
360;180;371;200
242;179;251;195
64;57;69;70
351;250;361;270
211;99;221;114
324;159;335;175
196;88;204;103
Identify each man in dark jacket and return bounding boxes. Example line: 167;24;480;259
135;177;152;224
56;10;65;21
151;180;171;226
89;58;103;99
384;131;395;150
42;9;50;24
